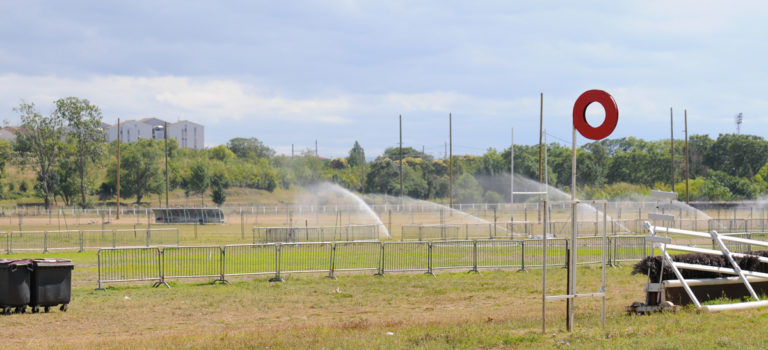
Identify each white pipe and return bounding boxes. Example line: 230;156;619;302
702;300;768;312
672;262;768;280
648;222;768;248
665;244;768;264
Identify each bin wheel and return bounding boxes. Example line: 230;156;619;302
60;304;68;312
15;306;25;314
44;306;50;313
2;307;10;315
31;306;39;313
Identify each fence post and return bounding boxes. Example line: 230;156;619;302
43;231;48;253
426;242;434;276
96;250;104;290
112;230;116;248
79;231;84;252
269;244;283;282
327;243;337;280
375;243;385;276
470;240;479;273
518;240;526;272
146;229;150;247
217;247;229;284
153;248;171;288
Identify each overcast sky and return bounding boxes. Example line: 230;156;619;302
1;1;766;158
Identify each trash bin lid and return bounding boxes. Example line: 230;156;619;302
32;258;74;268
0;259;34;267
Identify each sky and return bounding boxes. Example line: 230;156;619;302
1;1;767;159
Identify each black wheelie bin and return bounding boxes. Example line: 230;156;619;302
0;259;33;315
29;259;74;313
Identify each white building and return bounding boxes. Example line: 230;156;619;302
106;118;205;150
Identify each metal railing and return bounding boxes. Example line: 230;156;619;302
5;228;180;253
96;236;651;288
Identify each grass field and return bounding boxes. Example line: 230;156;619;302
3;248;768;349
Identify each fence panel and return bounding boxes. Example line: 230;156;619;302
147;228;180;246
400;224;461;241
82;230;114;249
382;242;428;273
476;240;522;269
162;246;223;280
522;239;568;268
345;225;380;241
431;240;475;271
279;242;333;273
223;244;277;276
332;241;381;273
45;230;81;251
574;236;605;265
114;229;149;247
9;231;45;253
97;247;162;288
612;236;647;263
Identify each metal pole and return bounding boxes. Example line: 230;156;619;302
539;93;543;223
449;113;453;209
165;121;169;209
670;107;675;192
567;125;576;332
542;199;548;333
510;128;514;222
684;109;690;204
399;115;404;201
602;201;607;329
116;118;121;220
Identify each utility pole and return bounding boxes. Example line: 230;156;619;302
165;121;169;209
291;144;294;159
399;115;403;200
116;118;121;220
315;140;318;158
670;107;675;192
449;113;453;209
685;109;690;204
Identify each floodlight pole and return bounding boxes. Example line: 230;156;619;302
116;118;121;220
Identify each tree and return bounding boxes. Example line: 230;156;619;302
705;134;768;178
347;141;365;167
15;102;64;209
106;138;164;204
209;145;236;162
380;146;434;161
226;137;275;159
211;183;226;206
186;161;210;206
54;97;105;208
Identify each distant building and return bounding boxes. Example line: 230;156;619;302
105;118;204;150
0;127;23;142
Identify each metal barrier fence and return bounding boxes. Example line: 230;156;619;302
5;228;180;253
254;225;380;243
96;236;656;288
97;247;163;289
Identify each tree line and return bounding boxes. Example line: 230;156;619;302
9;98;768;208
